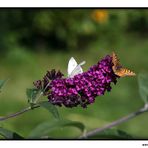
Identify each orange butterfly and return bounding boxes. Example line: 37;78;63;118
112;52;136;77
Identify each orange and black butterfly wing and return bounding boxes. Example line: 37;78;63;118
112;52;122;71
111;52;136;77
115;68;136;77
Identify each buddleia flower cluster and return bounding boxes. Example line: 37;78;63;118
34;55;119;108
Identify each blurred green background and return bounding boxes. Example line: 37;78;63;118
0;9;148;139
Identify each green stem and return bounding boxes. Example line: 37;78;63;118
0;83;50;122
0;105;40;121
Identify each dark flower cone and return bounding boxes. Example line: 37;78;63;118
34;55;119;108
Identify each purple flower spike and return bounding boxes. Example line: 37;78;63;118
34;55;119;108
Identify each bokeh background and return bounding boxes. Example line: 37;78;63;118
0;9;148;138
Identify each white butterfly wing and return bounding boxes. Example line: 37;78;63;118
69;61;86;78
69;65;83;78
67;57;78;77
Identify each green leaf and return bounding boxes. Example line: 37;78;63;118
39;101;60;119
0;127;24;139
28;119;85;138
84;129;133;139
26;88;41;105
0;79;8;90
138;74;148;103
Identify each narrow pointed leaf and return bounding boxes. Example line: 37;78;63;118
138;74;148;103
26;88;41;104
39;101;60;119
0;79;8;90
28;119;85;138
0;127;24;139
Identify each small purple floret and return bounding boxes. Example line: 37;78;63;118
34;55;119;108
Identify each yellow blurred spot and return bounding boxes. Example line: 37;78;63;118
91;9;108;24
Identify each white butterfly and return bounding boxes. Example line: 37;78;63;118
67;57;86;78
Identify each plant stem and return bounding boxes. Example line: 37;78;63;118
0;83;50;122
79;104;148;139
0;105;40;122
